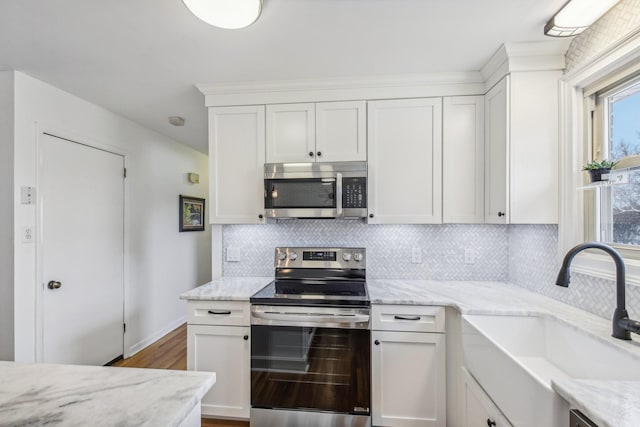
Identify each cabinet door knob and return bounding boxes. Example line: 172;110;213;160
374;340;380;345
309;151;314;157
316;151;322;157
369;213;374;218
498;212;505;217
258;214;264;219
243;335;249;341
486;419;496;427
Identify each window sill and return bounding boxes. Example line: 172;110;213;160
569;251;640;288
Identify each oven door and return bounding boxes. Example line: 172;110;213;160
250;306;370;417
264;175;342;219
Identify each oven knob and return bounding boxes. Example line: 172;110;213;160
353;252;363;262
278;252;287;261
289;252;298;261
342;252;352;262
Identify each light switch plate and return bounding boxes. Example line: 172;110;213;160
21;186;35;205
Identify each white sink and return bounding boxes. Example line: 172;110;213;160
461;314;640;427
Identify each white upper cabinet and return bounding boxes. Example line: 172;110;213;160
315;101;366;162
209;105;266;224
484;71;561;224
266;103;316;163
367;98;443;224
266;101;366;163
443;96;485;223
484;77;509;224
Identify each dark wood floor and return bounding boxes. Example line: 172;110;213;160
114;323;249;427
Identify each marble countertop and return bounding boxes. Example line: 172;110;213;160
180;276;272;301
182;277;640;425
0;361;215;427
552;379;640;427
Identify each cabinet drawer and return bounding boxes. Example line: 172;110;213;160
187;300;250;326
372;305;445;333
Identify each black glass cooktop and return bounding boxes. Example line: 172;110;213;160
250;279;370;307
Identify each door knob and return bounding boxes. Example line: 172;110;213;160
47;280;62;290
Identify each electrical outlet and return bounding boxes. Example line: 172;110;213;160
22;226;34;243
226;247;240;262
411;247;422;264
464;248;475;264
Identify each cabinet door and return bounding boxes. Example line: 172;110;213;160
443;96;485;223
461;368;512;427
484;77;509;224
209;106;265;224
187;324;251;419
315;101;366;162
266;103;316;163
509;71;560;224
368;98;443;224
372;331;446;427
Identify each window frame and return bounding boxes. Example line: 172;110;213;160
559;31;640;288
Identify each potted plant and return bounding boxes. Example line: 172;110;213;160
582;159;617;183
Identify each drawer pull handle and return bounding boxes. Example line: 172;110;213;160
487;419;496;427
208;310;232;315
374;340;380;345
244;335;249;340
394;315;421;321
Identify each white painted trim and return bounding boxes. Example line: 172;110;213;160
569;252;640;288
558;28;640;287
482;42;569;92
33;123;130;363
125;315;186;358
212;225;223;279
197;72;485;107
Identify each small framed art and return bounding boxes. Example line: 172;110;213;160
179;195;205;232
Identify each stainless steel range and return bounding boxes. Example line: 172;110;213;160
249;247;371;427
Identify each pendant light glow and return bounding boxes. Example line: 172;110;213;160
545;0;620;37
182;0;262;29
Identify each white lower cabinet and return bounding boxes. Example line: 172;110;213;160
371;305;446;427
187;302;251;419
461;367;512;427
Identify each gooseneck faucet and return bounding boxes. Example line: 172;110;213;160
556;242;640;340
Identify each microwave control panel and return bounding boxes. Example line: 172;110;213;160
343;177;367;208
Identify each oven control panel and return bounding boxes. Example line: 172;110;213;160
275;247;366;269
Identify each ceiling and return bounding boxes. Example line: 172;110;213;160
0;0;569;153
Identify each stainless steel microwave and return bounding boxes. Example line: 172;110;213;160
264;162;367;219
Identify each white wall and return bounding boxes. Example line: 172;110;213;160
0;71;15;361
12;71;211;361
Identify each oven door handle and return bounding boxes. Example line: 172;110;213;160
252;311;369;324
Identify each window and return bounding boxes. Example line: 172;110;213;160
589;75;640;251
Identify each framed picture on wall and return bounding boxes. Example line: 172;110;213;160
179;195;205;232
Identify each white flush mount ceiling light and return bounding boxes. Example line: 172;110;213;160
545;0;620;37
182;0;262;29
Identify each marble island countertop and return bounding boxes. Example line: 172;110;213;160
0;361;215;427
182;276;640;427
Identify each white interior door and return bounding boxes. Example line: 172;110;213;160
40;133;125;365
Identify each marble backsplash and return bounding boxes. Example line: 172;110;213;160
508;225;640;321
222;221;508;281
223;222;640;322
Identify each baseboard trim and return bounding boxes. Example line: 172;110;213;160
125;315;186;358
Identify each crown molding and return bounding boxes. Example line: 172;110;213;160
482;40;571;91
196;72;485;106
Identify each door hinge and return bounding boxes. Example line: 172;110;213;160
123;323;126;333
123;167;127;178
